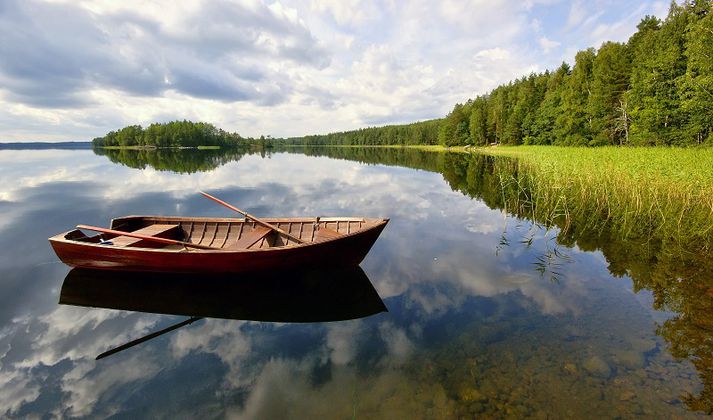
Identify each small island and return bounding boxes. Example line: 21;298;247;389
92;120;247;148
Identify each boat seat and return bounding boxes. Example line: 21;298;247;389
111;224;180;248
314;226;342;242
227;226;272;249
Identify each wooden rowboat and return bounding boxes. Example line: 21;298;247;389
49;215;389;273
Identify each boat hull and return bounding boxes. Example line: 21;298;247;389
49;217;388;273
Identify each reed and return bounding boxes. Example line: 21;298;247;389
477;146;713;249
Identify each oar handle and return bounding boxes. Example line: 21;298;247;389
199;191;305;244
76;225;217;250
96;317;202;360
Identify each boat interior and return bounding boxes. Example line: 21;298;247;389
65;217;377;250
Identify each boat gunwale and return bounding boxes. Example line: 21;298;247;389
113;215;373;223
48;215;389;254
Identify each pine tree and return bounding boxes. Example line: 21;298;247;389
468;96;489;145
628;4;689;145
531;63;570;145
504;79;527;145
558;48;596;145
521;72;550;144
488;87;509;144
589;42;632;145
438;102;472;146
680;2;713;144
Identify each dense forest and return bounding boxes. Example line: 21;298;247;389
440;1;712;147
92;121;245;147
286;1;711;147
281;119;441;146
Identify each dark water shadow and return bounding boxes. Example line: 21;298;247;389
60;266;387;323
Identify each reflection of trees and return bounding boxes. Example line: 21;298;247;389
275;146;447;172
650;249;713;413
93;147;259;174
280;146;713;414
445;153;713;414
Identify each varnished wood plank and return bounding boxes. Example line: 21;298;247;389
186;222;195;240
203;223;218;246
237;223;245;240
318;217;365;222
111;224;179;247
314;226;342;242
190;222;204;242
228;226;271;249
219;223;232;248
211;223;229;247
197;222;208;244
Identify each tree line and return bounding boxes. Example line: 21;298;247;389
280;119;441;146
287;1;711;147
92;121;245;148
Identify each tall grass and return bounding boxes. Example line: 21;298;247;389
477;146;713;250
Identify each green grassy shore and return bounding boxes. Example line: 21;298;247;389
337;143;713;248
472;146;713;248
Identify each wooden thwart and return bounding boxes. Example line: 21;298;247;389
111;224;179;247
77;224;218;250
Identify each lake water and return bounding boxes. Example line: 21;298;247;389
0;147;710;418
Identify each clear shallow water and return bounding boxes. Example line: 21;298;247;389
0;148;709;418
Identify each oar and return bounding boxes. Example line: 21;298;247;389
96;317;202;360
76;225;218;250
199;191;305;244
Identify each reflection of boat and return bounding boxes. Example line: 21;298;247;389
59;266;387;322
49;215;388;273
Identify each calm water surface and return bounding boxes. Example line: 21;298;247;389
0;148;709;418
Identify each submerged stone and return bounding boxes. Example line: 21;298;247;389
583;356;611;378
619;390;636;401
628;337;656;353
563;363;578;375
458;387;485;403
613;350;645;370
469;402;485;414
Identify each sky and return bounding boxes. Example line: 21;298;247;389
0;0;670;142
